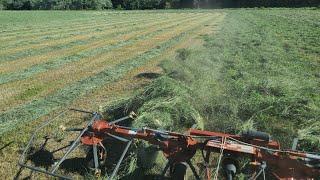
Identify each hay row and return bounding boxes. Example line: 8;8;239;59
0;14;202;77
0;13;207;106
0;11;222;179
0;13;150;40
0;15;172;62
89;21;218;109
0;12;108;35
0;15;167;56
0;14;200;74
0;12;185;37
51;13;220;115
0;14;200;84
0;17;114;40
0;15;216;134
0;13;185;45
0;14;215;112
0;13;179;52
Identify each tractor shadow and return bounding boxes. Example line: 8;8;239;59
60;157;89;175
27;137;130;177
17;136;90;177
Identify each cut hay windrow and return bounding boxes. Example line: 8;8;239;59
130;76;204;131
0;15;174;62
0;13;184;47
104;79;204;179
0;12;212;51
0;12;107;36
0;15;201;85
0;10;207;39
0;14;215;112
0;15;215;135
0;14;208;75
0;19;150;52
0;17;113;40
0;14;199;74
58;15;218;113
0;13;147;42
0;12;211;82
104;77;205;179
0;14;206;85
0;15;167;57
1;12;180;55
0;12;184;39
1;13;175;59
59;16;219;112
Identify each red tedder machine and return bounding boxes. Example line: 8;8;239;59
19;108;320;180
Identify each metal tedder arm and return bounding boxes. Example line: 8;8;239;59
18;109;320;180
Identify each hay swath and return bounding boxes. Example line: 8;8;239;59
19;108;320;180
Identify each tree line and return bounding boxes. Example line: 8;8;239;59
0;0;319;10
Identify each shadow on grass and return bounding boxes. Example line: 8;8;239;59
15;136;91;179
135;72;162;79
60;157;88;175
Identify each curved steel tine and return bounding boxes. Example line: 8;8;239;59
69;108;94;114
64;128;83;131
108;111;136;125
108;116;131;125
51;113;99;173
51;141;81;173
19;110;69;166
51;143;72;154
109;140;133;180
107;133;129;142
93;144;100;175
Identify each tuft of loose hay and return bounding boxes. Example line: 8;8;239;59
298;120;320;150
128;76;204;131
104;76;204;179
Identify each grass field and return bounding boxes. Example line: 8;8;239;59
0;9;319;179
0;10;225;179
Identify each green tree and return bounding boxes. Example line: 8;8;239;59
103;0;112;8
122;0;165;9
53;0;72;9
0;0;5;9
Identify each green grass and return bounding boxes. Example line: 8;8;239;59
0;10;220;179
0;9;319;179
15;85;45;101
159;8;320;150
0;15;213;134
104;76;205;179
0;14;163;51
103;8;319;179
212;9;319;150
0;14;196;84
0;11;216;114
0;11;94;26
164;9;320;151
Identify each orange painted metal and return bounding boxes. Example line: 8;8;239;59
80;119;320;179
189;128;320;179
81;120;198;163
